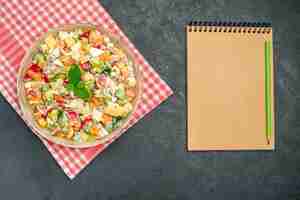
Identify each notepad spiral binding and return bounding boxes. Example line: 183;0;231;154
187;21;272;34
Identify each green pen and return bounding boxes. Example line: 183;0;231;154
264;41;272;144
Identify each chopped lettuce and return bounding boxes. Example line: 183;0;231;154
58;110;69;127
50;73;66;82
80;132;90;142
41;84;50;92
102;64;112;76
105;123;113;133
104;117;122;133
90;59;112;75
83;122;92;133
33;53;46;66
115;87;125;99
112;117;122;128
48;109;59;122
87;135;96;142
90;58;104;71
84;80;95;90
44;89;54;103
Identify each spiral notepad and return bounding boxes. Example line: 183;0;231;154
187;21;274;150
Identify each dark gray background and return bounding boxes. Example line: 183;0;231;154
0;0;300;199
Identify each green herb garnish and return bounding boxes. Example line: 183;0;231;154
68;64;81;85
115;88;125;99
65;64;91;101
74;82;91;100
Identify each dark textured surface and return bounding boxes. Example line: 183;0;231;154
0;0;300;199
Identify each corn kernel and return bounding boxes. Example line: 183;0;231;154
37;117;47;128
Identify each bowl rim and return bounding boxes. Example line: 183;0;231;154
17;23;143;148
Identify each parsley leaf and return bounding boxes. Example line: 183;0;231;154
73;82;91;101
76;81;85;89
65;64;92;101
68;64;81;86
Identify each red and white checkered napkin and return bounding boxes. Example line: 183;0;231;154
0;0;173;179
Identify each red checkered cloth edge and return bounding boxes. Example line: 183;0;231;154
0;0;173;179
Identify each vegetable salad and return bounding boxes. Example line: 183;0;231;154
23;27;137;143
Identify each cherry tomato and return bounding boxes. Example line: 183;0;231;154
80;115;92;129
25;63;43;80
28;63;42;73
67;111;78;121
93;44;105;49
42;74;49;83
80;30;90;39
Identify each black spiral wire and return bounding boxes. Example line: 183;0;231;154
187;21;272;34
